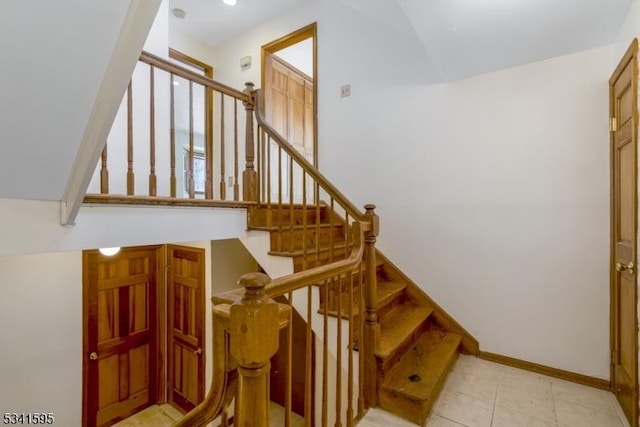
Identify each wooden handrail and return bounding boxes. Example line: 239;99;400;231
265;221;365;298
140;51;250;101
253;89;365;222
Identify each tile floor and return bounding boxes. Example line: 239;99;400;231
360;355;630;427
115;355;629;427
112;404;182;427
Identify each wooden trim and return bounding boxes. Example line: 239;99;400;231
156;245;167;403
375;250;480;355
261;23;318;168
169;48;213;78
478;351;611;390
83;194;255;208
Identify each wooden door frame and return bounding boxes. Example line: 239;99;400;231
261;23;318;168
610;38;639;427
82;245;166;427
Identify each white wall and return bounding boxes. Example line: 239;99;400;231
209;1;613;379
211;239;259;294
0;251;82;426
275;38;313;77
0;198;247;258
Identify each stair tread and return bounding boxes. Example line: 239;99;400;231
376;304;433;359
382;330;462;401
376;280;406;307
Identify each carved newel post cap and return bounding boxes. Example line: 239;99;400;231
364;204;376;212
244;82;255;88
238;272;271;293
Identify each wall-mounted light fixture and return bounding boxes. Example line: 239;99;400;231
99;247;121;256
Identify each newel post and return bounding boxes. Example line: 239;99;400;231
230;272;279;427
363;204;380;407
242;82;257;202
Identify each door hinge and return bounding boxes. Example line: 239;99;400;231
610;117;618;132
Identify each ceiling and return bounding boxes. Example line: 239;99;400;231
169;0;308;47
169;0;633;81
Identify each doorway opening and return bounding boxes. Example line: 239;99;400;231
262;23;317;170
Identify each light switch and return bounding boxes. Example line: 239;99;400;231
340;84;351;98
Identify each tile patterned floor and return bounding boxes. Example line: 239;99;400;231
360;355;630;427
114;355;629;427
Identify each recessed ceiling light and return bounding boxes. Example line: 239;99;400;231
172;8;186;19
223;0;237;6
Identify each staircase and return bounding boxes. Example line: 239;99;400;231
248;203;478;425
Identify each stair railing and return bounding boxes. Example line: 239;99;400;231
250;88;380;421
85;51;257;207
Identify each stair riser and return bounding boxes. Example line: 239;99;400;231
269;226;346;252
377;318;431;376
250;206;327;227
379;350;459;426
377;292;408;321
292;247;350;271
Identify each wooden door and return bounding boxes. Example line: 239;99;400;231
611;38;639;427
167;245;206;412
83;246;162;427
265;52;315;201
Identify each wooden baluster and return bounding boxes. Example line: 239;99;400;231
347;268;355;427
220;406;229;427
305;275;313;427
257;126;264;203
149;65;157;196
278;146;283;249
234;99;240;201
358;259;365;414
100;144;109;194
362;205;380;407
335;273;343;427
220;94;226;200
289;156;294;253
170;73;176;198
242;82;257;202
205;85;213;199
322;278;329;427
285;291;293;427
230;272;281;427
127;80;134;195
267;135;272;203
188;81;195;199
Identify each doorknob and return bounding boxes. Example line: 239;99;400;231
194;348;202;356
89;352;98;361
616;261;634;275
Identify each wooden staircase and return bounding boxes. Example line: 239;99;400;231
248;203;479;425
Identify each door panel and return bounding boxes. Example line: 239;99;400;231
611;38;639;427
168;245;205;413
84;247;160;427
265;52;315;201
